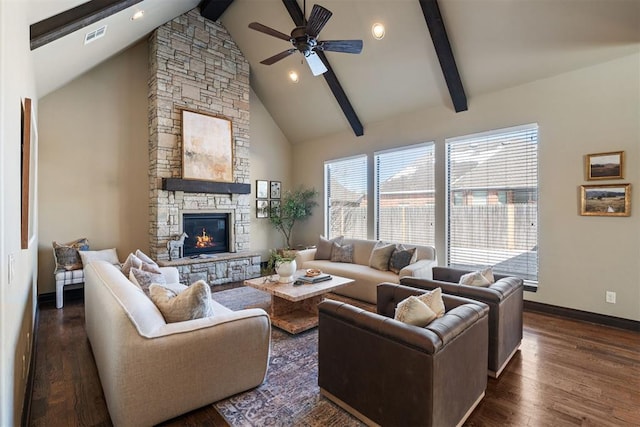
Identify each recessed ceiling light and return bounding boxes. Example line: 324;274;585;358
372;23;385;40
289;71;299;83
131;10;144;20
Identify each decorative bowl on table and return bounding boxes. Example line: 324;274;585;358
305;268;322;277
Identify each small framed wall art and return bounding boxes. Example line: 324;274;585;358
270;181;281;199
270;199;281;217
585;151;624;180
256;180;268;199
580;183;631;217
256;200;269;218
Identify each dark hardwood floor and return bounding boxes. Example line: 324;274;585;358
29;294;640;426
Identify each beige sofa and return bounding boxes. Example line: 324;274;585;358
84;261;271;427
295;238;437;304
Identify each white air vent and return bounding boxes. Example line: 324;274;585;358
84;25;107;45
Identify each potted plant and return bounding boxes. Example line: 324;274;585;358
266;249;297;283
268;187;318;249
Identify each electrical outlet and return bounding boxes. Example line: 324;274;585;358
605;291;616;304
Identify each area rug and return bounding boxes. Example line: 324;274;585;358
210;286;365;427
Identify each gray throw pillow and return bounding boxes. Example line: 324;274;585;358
330;242;354;263
315;235;344;260
52;237;90;271
389;245;418;274
130;264;166;295
368;241;396;271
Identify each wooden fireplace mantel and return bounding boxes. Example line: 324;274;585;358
162;178;251;195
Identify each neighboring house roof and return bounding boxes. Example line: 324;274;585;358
379;152;435;195
329;178;365;205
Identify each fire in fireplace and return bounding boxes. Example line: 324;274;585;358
182;213;229;256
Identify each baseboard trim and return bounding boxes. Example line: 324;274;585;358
38;288;84;306
21;305;39;427
524;301;639;332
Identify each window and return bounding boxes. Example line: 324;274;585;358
325;155;368;239
375;143;435;245
446;124;538;282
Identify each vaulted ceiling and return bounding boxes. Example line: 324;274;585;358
30;0;640;144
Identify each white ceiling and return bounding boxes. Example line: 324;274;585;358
32;0;640;143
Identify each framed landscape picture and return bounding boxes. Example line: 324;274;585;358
585;151;624;180
182;110;233;182
580;184;631;217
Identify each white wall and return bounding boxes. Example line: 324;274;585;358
0;1;39;424
292;53;640;321
38;41;150;294
249;88;293;259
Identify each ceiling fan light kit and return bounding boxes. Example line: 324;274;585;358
248;3;363;76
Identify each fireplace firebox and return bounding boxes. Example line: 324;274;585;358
182;213;229;256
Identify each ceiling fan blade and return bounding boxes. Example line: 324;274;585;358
248;22;291;42
304;52;328;76
317;40;363;54
260;49;296;65
306;4;332;38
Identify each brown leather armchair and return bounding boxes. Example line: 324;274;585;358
318;283;489;427
401;266;523;377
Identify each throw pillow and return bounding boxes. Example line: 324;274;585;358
315;235;344;260
52;238;90;271
416;287;446;318
121;253;143;277
388;245;418;274
78;248;120;268
368;241;396;271
459;270;492;287
135;249;157;266
330;242;354;263
480;266;495;284
394;296;437;327
149;280;214;323
130;264;166;295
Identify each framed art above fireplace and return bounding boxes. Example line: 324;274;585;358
181;109;233;182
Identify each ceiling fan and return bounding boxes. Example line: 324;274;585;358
248;3;363;76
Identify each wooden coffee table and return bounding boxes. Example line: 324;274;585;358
243;271;354;334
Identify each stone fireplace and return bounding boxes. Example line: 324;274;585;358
147;9;260;285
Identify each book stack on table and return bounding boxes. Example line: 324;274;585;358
297;273;332;283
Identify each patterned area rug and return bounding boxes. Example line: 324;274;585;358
210;286;364;427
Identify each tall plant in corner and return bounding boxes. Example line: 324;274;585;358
268;187;318;249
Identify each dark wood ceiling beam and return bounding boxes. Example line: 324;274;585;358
199;0;235;22
30;0;143;51
418;0;467;112
281;0;364;137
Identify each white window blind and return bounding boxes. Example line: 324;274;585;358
325;155;368;239
375;143;435;245
446;124;539;281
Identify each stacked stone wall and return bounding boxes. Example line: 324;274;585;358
148;8;255;283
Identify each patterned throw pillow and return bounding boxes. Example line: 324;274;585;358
135;249;157;266
388;245;418;274
416;287;446;318
368;241;397;271
315;236;344;260
149;280;214;323
394;296;437;327
130;264;166;295
52;238;90;271
330;242;354;263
